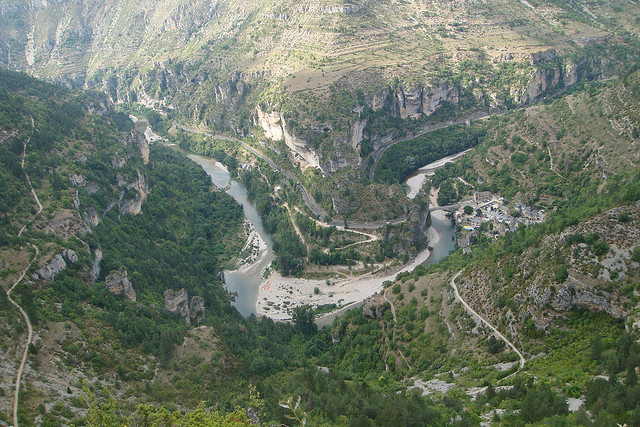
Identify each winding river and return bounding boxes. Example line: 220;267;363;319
186;153;275;316
186;152;456;319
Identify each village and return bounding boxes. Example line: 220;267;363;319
453;191;545;253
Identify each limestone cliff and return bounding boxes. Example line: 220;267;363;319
105;267;137;302
164;288;206;324
119;170;150;216
36;254;67;282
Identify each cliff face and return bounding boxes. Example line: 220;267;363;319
105;267;137;302
164;288;206;324
393;83;459;120
4;0;636;175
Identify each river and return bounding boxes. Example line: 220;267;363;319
186;152;456;320
186;153;276;317
405;148;474;200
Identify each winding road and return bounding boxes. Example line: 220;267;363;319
173;122;413;229
450;270;526;370
383;287;412;370
8;116;41;427
363;110;499;181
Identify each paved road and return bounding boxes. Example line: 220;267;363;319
173;122;414;229
364;110;498;181
450;270;526;369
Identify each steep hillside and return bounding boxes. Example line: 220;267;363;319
0;70;250;424
0;70;490;427
2;0;639;174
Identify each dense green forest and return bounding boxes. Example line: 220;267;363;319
374;125;487;184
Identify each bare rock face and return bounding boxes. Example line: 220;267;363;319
131;131;149;165
83;207;101;226
362;294;385;319
256;106;322;172
164;288;190;323
422;83;458;116
119;170;149;216
189;296;205;324
256;106;284;140
164;289;206;324
90;249;102;283
396;86;423;119
111;157;127;168
69;173;86;187
281;116;322;171
552;283;624;318
105;268;136;302
37;254;67;281
71;189;80;209
62;249;78;263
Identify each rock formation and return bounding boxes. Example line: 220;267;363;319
37;254;67;281
105;268;137;302
119;170;149;216
164;288;206;324
90;249;102;282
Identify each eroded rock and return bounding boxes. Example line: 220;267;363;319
37;254;67;281
105;268;136;302
164;289;206;324
164;288;190;323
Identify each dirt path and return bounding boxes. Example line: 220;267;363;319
383;287;412;370
294;206;380;250
7;244;38;427
10;115;41;427
450;270;525;369
284;203;310;254
547;146;569;181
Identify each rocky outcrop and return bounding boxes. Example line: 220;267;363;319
164;288;206;324
69;173;86;187
90;249;102;282
132;131;149;165
256;106;283;140
517;50;583;105
423;83;459;116
83;207;101;226
282;117;322;171
189;296;205;324
62;249;78;263
350;119;367;156
71;189;80;209
165;288;190;322
362;294;385;319
105;268;136;302
37;254;67;281
390;83;460;120
119;170;149;216
256;106;322;171
111;157;127;168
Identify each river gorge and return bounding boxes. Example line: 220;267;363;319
186;152;457;323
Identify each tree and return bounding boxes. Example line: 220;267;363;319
292;305;317;336
554;266;568;283
463;205;473;215
591;336;603;362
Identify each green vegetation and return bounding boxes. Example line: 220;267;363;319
2;21;640;425
375;125;487;184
